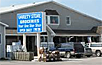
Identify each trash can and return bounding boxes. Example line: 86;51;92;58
7;45;13;59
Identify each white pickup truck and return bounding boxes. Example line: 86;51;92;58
87;42;102;57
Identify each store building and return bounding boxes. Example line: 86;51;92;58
0;22;8;58
0;1;102;55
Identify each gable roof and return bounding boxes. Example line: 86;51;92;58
0;1;101;22
0;1;51;14
0;21;9;27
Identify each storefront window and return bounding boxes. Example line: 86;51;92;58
41;36;48;42
91;37;99;42
0;34;1;44
59;37;66;43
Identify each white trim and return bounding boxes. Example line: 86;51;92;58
66;16;71;25
6;33;99;37
4;27;6;58
0;22;9;27
47;15;60;25
6;34;48;36
47;16;50;24
6;34;23;36
46;25;56;36
42;12;44;32
42;12;46;32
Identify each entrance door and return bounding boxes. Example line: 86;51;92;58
26;36;37;56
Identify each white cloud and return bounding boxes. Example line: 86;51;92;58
54;0;62;1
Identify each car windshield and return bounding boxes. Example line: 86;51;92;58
74;44;84;48
90;44;102;47
56;43;73;49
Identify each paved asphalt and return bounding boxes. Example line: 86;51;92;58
0;57;102;65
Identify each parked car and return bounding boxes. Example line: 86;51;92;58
40;42;92;58
50;42;85;58
87;42;102;57
84;47;93;57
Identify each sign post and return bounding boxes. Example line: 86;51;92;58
22;34;27;52
17;12;46;59
37;33;40;58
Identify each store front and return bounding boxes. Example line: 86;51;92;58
53;29;100;47
0;22;8;58
6;25;55;56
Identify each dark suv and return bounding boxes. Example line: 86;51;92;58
71;42;84;57
50;42;92;58
50;42;84;58
73;43;92;57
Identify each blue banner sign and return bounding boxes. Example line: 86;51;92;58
17;12;46;33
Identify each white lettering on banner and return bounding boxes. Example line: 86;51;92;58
26;29;32;32
31;14;41;18
24;25;29;28
38;28;41;31
36;19;40;23
20;19;40;24
18;14;41;19
29;24;34;27
18;15;30;19
34;28;37;31
35;24;41;27
18;25;23;28
20;29;25;32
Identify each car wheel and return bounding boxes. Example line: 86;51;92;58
96;51;101;57
86;55;91;57
66;52;71;58
76;55;81;58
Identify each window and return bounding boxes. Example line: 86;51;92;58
47;15;60;25
46;16;48;24
59;37;66;43
0;34;1;44
90;44;102;47
66;16;71;25
50;16;58;24
41;36;48;42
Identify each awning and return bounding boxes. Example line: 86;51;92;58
55;33;100;36
6;25;56;36
53;29;100;36
44;9;59;15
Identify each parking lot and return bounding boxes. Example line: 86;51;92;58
0;57;102;65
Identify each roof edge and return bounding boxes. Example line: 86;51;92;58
0;22;9;27
0;1;101;22
51;1;102;22
0;1;52;14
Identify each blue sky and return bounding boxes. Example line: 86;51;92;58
0;0;102;20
